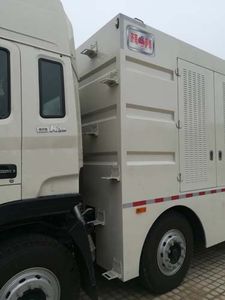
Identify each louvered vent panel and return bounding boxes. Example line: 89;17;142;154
183;68;208;184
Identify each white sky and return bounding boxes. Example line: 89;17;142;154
61;0;225;60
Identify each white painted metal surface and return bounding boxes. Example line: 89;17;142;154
215;73;225;187
2;0;225;288
178;59;216;192
77;14;225;282
0;0;74;56
21;47;80;199
0;0;82;200
0;40;21;201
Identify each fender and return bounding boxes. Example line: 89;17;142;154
0;194;80;225
0;194;98;300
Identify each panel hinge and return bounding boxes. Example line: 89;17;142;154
176;120;182;129
101;165;120;182
100;71;119;87
177;173;183;182
81;42;98;59
175;68;181;77
82;124;99;137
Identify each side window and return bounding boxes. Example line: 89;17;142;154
0;49;10;119
39;59;65;118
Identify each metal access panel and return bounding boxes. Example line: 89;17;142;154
178;59;216;192
215;73;225;187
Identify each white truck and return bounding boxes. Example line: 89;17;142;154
0;0;225;299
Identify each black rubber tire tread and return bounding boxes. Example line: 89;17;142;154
0;234;80;300
140;211;193;294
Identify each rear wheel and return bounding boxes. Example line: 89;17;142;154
0;234;80;300
140;211;193;294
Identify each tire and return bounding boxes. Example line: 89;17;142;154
0;234;80;300
140;211;193;294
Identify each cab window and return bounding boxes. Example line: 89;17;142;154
39;59;65;118
0;49;10;119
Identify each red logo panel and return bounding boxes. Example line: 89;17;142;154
127;26;155;56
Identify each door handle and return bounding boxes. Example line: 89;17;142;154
0;164;17;179
210;151;214;161
219;150;223;161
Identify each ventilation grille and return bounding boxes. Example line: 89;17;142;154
183;68;208;184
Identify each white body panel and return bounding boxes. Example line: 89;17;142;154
215;73;225;186
77;14;225;281
0;0;82;202
0;39;21;201
20;46;80;199
0;0;74;56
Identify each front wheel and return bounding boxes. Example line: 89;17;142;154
140;211;193;294
0;234;80;300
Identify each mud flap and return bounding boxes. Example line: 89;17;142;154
68;212;98;300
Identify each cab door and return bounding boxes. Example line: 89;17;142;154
21;47;79;199
0;40;21;202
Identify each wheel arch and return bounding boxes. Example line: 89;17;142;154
141;205;206;255
167;206;206;248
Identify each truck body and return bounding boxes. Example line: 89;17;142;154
77;14;225;290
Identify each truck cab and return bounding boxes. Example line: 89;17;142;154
0;1;96;299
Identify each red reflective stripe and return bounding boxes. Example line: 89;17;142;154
133;200;146;207
199;192;206;196
130;188;225;209
154;198;164;203
186;193;193;198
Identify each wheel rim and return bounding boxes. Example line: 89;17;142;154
0;268;60;300
157;229;186;276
